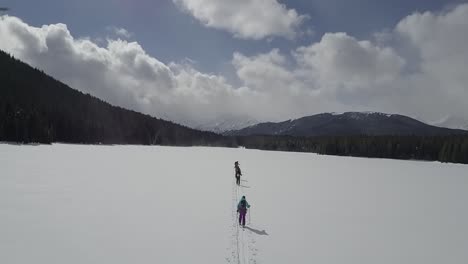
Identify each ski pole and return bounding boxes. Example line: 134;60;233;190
248;209;251;224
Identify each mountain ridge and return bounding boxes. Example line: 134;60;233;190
225;112;468;137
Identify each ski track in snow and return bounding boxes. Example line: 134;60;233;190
227;175;257;264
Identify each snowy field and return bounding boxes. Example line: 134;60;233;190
1;144;468;264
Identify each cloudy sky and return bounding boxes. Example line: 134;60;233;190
1;0;468;128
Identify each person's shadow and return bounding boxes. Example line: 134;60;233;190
244;226;269;236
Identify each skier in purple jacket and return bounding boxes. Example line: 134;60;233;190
237;196;251;227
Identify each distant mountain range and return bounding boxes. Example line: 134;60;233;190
224;112;468;137
193;115;258;134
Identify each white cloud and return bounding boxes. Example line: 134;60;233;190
233;49;295;92
1;3;468;129
229;33;406;119
0;15;254;126
232;49;342;120
294;33;405;93
391;4;468;120
231;4;468;123
172;0;308;40
106;26;133;38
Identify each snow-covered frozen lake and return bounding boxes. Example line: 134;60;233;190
1;144;467;264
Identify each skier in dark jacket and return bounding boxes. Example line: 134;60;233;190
237;196;251;227
234;161;242;186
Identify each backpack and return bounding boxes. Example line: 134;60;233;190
240;200;247;208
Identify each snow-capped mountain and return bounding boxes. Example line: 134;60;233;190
193;115;259;134
225;112;468;136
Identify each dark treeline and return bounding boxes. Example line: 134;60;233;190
1;50;467;164
237;135;468;164
0;50;228;146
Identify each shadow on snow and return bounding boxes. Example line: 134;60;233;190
244;226;269;236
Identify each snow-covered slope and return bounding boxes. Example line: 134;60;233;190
1;144;468;264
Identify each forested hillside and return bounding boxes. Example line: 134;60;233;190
0;50;227;146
